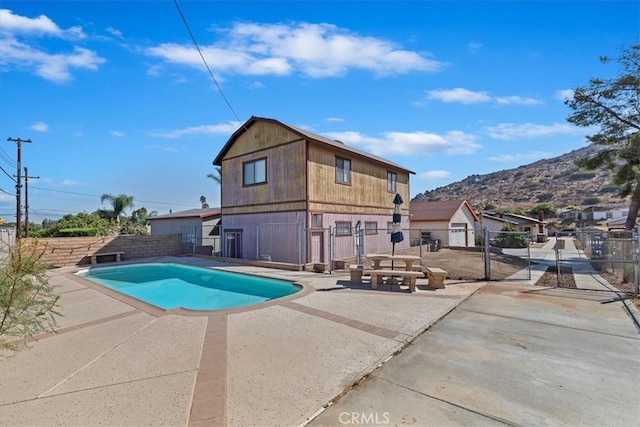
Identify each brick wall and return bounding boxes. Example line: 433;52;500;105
23;234;182;267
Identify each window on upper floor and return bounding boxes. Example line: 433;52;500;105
336;221;352;236
336;156;351;184
387;171;397;192
243;158;267;186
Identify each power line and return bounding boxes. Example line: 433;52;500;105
29;185;194;207
0;165;16;182
172;0;242;122
0;146;16;167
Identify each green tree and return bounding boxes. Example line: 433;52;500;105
207;166;222;185
566;43;640;229
130;207;156;224
100;193;135;224
493;223;528;249
200;195;209;209
0;241;60;351
35;212;113;237
528;202;557;217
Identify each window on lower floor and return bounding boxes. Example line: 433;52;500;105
312;214;323;228
365;221;378;234
336;221;352;236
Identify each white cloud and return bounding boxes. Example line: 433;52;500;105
323;129;481;157
325;117;344;123
420;170;451;180
426;88;542;106
145;21;445;78
0;9;85;39
248;80;265;89
495;96;542;106
427;88;491;104
489;151;552;163
150;121;242;139
105;26;123;38
482;122;586;140
555;89;574;101
60;179;84;187
0;10;105;83
467;42;483;53
30;122;49;132
110;131;125;137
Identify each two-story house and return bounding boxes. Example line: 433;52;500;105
212;116;414;265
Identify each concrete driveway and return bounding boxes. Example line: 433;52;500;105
310;282;640;426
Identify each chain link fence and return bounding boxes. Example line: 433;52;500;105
572;228;639;296
333;227;531;281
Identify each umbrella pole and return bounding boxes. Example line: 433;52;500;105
392;243;395;270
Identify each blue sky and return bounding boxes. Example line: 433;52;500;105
1;1;638;223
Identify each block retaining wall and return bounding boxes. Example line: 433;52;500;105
23;234;182;267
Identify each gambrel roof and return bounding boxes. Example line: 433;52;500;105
410;199;479;222
213;116;415;174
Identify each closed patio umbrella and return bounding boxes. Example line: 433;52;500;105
391;193;404;257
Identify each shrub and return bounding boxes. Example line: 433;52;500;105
493;223;528;248
0;240;60;351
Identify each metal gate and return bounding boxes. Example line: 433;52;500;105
485;229;531;281
553;229;639;296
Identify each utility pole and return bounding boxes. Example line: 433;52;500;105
7;137;32;239
24;167;40;238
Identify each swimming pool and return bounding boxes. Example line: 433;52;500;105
76;263;302;311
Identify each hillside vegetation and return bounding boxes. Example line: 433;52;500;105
413;145;627;212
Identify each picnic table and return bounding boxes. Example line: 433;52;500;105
366;253;421;271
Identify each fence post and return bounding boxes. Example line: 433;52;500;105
328;226;333;274
483;227;490;280
633;226;640;297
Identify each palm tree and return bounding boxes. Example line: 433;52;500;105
207;166;222;185
100;193;134;224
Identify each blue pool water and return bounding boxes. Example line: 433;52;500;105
76;263;301;311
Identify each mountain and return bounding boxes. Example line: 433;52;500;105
412;145;628;212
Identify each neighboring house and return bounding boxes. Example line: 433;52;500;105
409;200;478;247
148;208;221;254
560;205;628;221
479;211;547;239
598;216;633;231
212;116;415;264
586;205;628;221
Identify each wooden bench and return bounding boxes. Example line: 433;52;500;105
91;251;124;264
425;267;447;288
367;270;424;292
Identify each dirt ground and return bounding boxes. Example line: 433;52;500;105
345;245;640;310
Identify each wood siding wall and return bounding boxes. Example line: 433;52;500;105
307;141;410;217
221;122;307;215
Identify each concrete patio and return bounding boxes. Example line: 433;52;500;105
2;236;638;426
0;255;485;426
